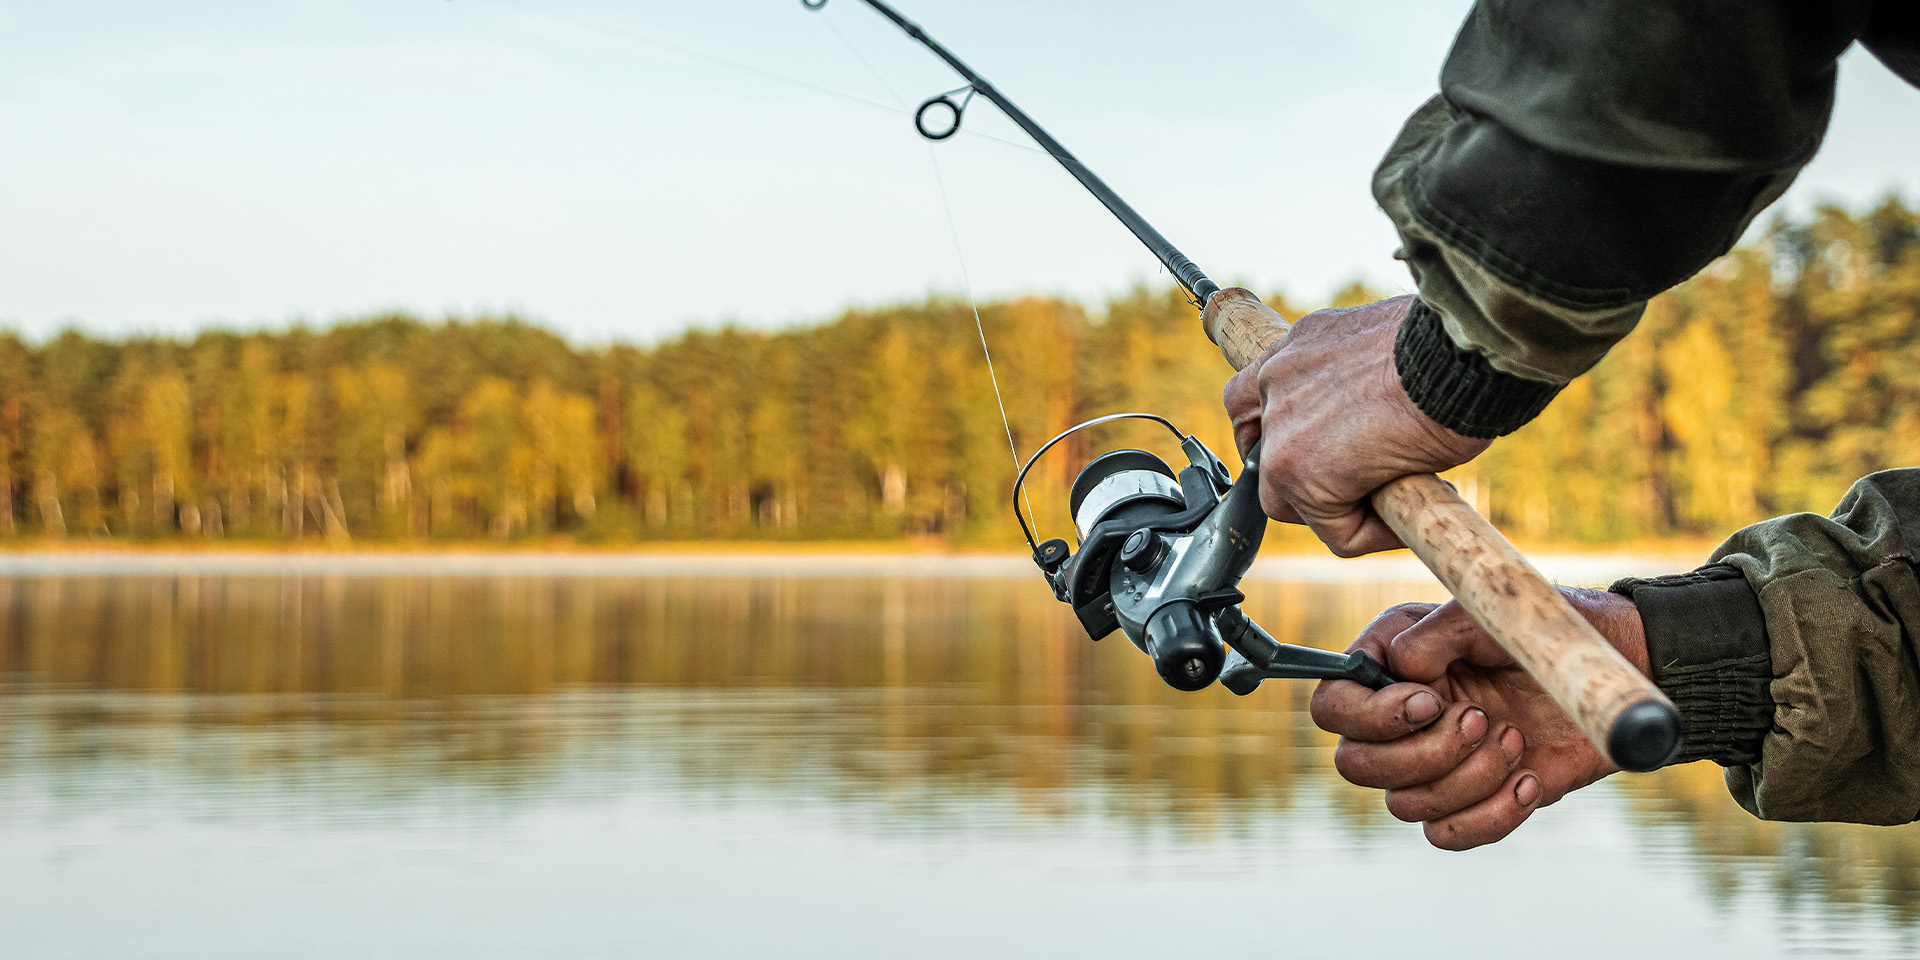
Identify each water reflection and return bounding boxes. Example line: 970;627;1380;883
0;574;1425;832
1;567;1917;958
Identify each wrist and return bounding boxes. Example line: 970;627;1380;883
1556;587;1651;781
1561;587;1650;677
1609;567;1773;768
1393;299;1566;440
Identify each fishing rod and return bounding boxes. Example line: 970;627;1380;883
806;0;1683;772
805;0;1397;698
802;0;1221;308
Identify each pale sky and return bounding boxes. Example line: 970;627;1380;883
2;1;1915;342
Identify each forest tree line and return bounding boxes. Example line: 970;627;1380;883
0;198;1914;548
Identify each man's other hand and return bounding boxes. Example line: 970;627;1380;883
1222;295;1488;556
1309;589;1648;850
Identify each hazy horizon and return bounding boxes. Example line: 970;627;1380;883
0;278;1338;348
3;0;1915;342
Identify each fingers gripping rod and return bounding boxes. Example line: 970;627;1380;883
1202;292;1683;772
803;0;1221;307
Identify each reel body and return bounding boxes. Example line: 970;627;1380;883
1017;415;1393;696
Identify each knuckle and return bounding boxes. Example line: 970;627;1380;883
1313;518;1368;559
1258;488;1289;523
1360;604;1426;639
1385;788;1445;824
1383;790;1429;824
1265;453;1306;490
1222;374;1253;410
1331;740;1377;785
1454;729;1486;763
1439;753;1507;807
1234;424;1262;458
1381;602;1435;627
1292;310;1332;336
1307;683;1338;727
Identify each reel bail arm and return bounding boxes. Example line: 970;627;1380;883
1021;423;1395;696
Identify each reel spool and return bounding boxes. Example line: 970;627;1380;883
1066;448;1223;689
1068;450;1183;541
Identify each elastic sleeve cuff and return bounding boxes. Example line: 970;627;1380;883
1610;565;1774;767
1393;299;1566;439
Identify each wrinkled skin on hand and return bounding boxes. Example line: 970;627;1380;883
1310;589;1649;850
1222;295;1489;556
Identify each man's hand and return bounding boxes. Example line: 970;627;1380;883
1309;589;1649;850
1222;295;1488;556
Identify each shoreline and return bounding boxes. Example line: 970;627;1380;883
0;545;1709;585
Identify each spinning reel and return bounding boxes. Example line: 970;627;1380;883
1017;414;1394;695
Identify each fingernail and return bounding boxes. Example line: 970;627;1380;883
1515;774;1541;807
1403;691;1440;725
1501;727;1525;760
1459;707;1487;743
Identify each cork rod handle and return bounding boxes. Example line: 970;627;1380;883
1202;287;1680;772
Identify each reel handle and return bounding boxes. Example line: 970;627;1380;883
1201;287;1680;773
1217;607;1397;695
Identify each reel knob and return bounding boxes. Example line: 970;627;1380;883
1118;529;1166;573
1034;538;1071;574
1143;600;1226;692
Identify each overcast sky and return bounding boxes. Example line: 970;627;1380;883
2;0;1915;343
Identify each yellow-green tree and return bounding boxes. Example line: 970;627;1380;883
0;197;1914;548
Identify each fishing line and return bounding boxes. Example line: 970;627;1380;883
508;0;895;111
500;0;1045;156
928;136;1034;524
831;11;1034;519
804;0;1223;309
815;9;907;108
497;0;1045;519
819;6;1033;519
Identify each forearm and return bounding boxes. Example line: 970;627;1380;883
1613;470;1920;825
1376;0;1859;438
1375;95;1801;438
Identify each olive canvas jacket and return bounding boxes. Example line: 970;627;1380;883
1379;1;1920;821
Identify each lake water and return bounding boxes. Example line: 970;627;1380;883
1;556;1915;959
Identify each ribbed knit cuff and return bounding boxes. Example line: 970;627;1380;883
1611;565;1774;767
1394;299;1565;440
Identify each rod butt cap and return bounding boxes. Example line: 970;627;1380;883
1609;698;1683;772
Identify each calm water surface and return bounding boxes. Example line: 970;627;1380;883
0;557;1915;959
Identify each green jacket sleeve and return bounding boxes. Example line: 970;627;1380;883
1614;470;1920;825
1378;0;1879;438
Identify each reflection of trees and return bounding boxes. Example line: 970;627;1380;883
0;574;1411;838
1618;762;1920;925
4;570;1919;922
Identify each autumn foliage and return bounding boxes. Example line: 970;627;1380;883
0;199;1914;547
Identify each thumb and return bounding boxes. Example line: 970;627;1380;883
1387;601;1516;684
